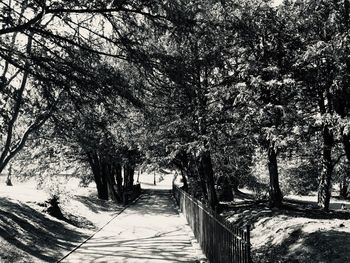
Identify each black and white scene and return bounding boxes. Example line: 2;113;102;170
1;0;350;262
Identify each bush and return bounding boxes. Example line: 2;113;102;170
41;175;72;204
281;165;319;195
79;173;94;187
45;195;65;220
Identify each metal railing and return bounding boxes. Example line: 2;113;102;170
173;184;251;263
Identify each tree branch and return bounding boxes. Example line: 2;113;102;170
0;8;46;35
29;27;128;60
0;4;167;35
332;153;346;169
47;6;167;20
0;33;33;166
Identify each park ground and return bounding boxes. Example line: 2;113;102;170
1;173;350;262
222;189;350;263
0;176;123;262
0;173;205;263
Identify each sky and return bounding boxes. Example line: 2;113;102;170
273;0;283;6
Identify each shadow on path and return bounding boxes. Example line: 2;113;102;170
62;189;201;263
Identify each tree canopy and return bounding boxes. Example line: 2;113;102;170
1;0;350;211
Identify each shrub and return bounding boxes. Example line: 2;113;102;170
281;164;319;195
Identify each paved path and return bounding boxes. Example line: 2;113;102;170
61;189;202;263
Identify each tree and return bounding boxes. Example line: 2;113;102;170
0;1;167;36
225;0;303;207
0;0;150;178
44;46;145;201
0;31;60;174
131;0;232;210
294;0;350;210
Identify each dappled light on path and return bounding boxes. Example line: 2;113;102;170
61;186;202;263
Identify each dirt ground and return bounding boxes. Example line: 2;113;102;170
2;173;350;263
222;191;350;263
0;172;203;263
0;176;123;263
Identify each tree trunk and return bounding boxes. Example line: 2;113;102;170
136;168;140;183
198;169;208;200
343;132;350;162
231;176;243;195
94;170;108;200
115;163;123;201
340;172;349;198
87;152;108;200
180;169;188;191
190;159;208;200
267;141;283;208
198;151;219;211
122;164;135;205
5;173;12;186
104;162;119;202
341;132;350;198
99;159;109;200
218;176;234;202
318;125;334;211
344;0;349;28
174;151;205;198
5;165;12;186
123;164;134;190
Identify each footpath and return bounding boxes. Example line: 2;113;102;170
61;184;204;263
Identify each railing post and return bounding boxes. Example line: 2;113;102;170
172;183;251;263
246;224;251;263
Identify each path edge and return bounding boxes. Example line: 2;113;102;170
55;194;143;263
171;194;208;263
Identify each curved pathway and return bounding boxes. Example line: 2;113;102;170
61;189;203;263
